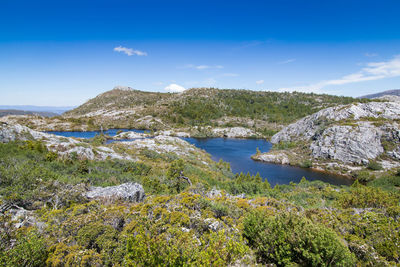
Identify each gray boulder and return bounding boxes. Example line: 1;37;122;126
86;182;145;202
310;123;384;164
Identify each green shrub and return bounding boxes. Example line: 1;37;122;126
354;170;375;184
336;183;398;208
0;230;48;267
243;211;355;266
300;159;313;168
367;161;383;171
167;159;186;193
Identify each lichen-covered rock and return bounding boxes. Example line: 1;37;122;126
310;123;384;164
269;102;400;166
211;127;257;138
113;131;148;140
204;218;222;232
157;130;191;137
271;102;400;144
123;135;196;156
253;152;290;165
206;189;222;198
86;182;145;202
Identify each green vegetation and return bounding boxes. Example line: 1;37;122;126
60;88;366;133
367;160;383;171
1;140;399;266
243;212;355;266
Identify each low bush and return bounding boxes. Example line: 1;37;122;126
243;211;355;266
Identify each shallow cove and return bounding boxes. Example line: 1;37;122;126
47;130;352;186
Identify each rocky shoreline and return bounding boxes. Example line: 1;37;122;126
253;101;400;178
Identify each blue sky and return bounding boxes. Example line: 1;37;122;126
1;0;400;105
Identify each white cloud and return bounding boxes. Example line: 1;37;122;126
164;83;186;92
279;55;400;93
113;46;147;56
184;64;223;70
279;58;296;64
256;80;264;84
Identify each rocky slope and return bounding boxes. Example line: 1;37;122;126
253;101;400;176
0;122;213;165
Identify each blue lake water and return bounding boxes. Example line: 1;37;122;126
47;130;352;186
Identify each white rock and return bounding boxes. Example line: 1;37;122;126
254;153;290;165
86;182;145;202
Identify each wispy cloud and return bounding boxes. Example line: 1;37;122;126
365;52;378;57
183;64;223;70
113;46;147;56
164;83;186;92
278;55;400;93
279;58;296;64
256;80;264;84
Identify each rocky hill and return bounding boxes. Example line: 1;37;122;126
20;86;363;136
253;101;400;177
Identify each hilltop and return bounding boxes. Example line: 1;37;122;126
34;86;363;137
360;89;400;99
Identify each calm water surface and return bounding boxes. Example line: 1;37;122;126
48;130;352;186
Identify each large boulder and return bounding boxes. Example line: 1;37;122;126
310;123;384;164
85;182;145;202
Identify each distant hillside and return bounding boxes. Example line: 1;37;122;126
0;109;58;117
0;105;75;114
359;89;400;99
64;87;367;133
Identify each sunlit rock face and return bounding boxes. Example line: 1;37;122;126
85;182;145;202
271;101;400;165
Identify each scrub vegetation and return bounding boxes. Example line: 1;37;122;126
1;140;399;266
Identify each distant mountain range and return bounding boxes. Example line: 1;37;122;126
0;105;75;116
0;109;59;118
359;89;400;99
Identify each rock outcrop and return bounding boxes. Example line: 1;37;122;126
310;123;385;164
123;135;197;156
0;123;132;161
113;131;148;140
261;101;400;169
211;127;257;138
86;182;145;202
271;102;400;144
252;152;290;165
